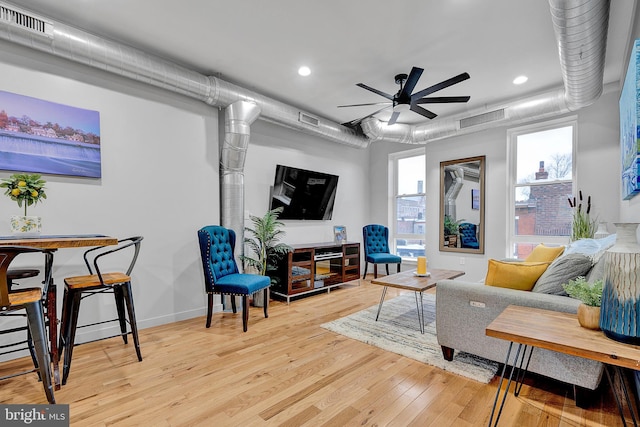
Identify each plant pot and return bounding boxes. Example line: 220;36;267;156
445;235;457;247
252;290;265;307
577;304;600;330
10;215;41;237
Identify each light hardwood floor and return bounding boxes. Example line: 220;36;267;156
0;277;633;426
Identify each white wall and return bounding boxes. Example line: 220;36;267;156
370;87;621;282
0;55;221;342
0;40;370;348
245;120;369;245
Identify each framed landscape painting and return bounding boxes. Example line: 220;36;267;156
620;39;640;200
0;90;101;178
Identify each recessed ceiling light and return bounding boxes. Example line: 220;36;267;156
513;75;528;85
298;66;311;77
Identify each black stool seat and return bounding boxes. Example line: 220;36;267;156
7;269;40;291
7;269;41;280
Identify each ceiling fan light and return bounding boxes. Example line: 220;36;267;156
393;103;410;112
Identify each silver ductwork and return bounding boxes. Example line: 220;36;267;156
444;168;464;219
0;2;369;149
0;0;610;149
221;101;261;254
361;0;610;143
550;0;609;110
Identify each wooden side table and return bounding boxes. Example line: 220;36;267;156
486;305;640;426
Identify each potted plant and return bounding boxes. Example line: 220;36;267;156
1;173;47;236
568;191;597;241
240;207;292;306
562;276;603;330
443;215;463;247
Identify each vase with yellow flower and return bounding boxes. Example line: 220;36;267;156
1;173;47;236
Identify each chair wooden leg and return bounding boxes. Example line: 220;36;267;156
62;290;81;386
386;264;390;275
231;295;237;313
362;263;368;280
206;293;213;328
374;265;378;279
397;263;401;273
263;287;269;319
26;301;54;403
122;282;142;362
114;285;128;344
242;295;249;332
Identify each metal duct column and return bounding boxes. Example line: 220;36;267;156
549;0;610;110
220;100;261;262
444;168;464;219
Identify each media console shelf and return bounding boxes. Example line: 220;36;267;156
272;241;360;304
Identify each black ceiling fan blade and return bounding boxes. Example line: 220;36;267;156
356;83;394;100
414;96;471;104
399;67;424;98
410;104;438;120
411;72;470;100
387;111;401;125
342;105;392;127
337;101;392;108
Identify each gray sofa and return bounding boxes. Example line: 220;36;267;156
435;246;611;407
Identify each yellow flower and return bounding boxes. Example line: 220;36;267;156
31;190;38;197
17;181;26;187
11;188;20;196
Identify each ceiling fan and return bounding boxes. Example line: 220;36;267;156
339;66;470;126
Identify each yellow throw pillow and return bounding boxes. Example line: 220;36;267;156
485;259;550;291
525;244;565;263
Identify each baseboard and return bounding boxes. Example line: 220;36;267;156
73;306;208;343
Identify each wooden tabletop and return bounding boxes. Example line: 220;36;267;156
370;268;466;292
0;234;118;249
487;305;640;371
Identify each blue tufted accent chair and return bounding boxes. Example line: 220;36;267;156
197;225;271;332
362;224;402;279
459;222;479;249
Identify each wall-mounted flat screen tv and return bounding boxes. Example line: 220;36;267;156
270;164;339;220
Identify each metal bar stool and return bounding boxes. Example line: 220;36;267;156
0;268;42;375
0;246;54;403
58;236;143;385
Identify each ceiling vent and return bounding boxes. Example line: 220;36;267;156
0;3;53;37
459;109;505;129
298;112;319;127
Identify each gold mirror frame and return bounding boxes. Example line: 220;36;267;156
439;156;485;254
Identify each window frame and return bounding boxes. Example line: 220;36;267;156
389;148;426;260
506;117;577;258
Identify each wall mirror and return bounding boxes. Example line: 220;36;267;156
439;156;485;253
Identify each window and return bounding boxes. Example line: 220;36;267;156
508;118;576;259
390;149;426;260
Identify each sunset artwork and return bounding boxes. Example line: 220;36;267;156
0;90;101;178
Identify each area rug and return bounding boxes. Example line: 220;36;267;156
320;292;499;383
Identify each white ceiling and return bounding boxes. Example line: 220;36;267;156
7;0;637;126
